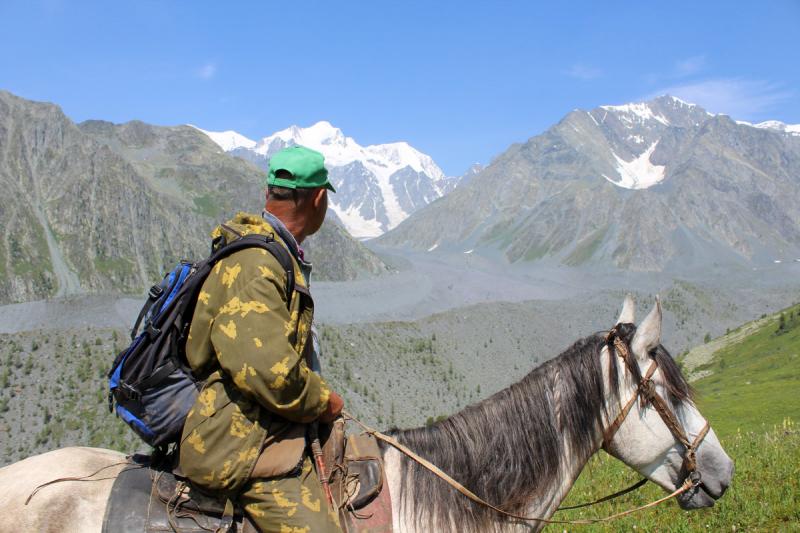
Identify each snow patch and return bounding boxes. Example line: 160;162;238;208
600;103;670;127
754;120;800;136
736;120;800;136
668;95;696;107
189;125;256;151
603;141;666;190
328;203;384;239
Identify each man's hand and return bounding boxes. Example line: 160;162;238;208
319;391;344;423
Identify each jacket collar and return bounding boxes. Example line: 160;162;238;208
261;210;312;270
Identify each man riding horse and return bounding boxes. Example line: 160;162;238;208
178;145;344;532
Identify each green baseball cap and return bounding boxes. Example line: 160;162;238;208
266;145;336;192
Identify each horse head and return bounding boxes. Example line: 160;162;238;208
603;295;734;510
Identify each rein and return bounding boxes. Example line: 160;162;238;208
340;325;709;526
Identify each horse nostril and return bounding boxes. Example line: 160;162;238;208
710;459;735;499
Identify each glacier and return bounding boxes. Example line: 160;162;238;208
603;141;666;190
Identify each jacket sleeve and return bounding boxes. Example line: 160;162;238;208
208;261;330;423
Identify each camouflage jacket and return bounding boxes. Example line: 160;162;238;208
179;212;331;495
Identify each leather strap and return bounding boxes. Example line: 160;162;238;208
556;477;648;510
602;360;658;448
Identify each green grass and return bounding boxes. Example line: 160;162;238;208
557;423;799;531
564;225;608;266
691;304;800;437
94;255;136;276
522;242;550;261
9;227;51;278
553;303;800;531
193;193;222;218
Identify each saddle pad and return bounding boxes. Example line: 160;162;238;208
102;465;151;533
343;486;393;533
102;463;247;533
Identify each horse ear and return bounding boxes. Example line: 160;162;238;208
617;294;635;325
631;297;662;359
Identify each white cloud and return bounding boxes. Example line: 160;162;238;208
649;78;793;120
645;55;706;84
563;64;602;80
196;62;217;80
673;55;705;78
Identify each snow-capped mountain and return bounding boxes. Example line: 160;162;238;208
193;121;458;238
190;127;256;152
736;119;800;136
379;95;800;272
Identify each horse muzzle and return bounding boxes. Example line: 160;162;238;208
677;451;734;509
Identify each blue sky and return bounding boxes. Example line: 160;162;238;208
1;1;798;175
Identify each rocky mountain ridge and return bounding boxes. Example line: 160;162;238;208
0;90;387;304
378;96;800;271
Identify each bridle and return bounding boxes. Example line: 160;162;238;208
601;325;710;489
343;324;711;525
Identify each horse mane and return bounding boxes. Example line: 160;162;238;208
389;323;692;532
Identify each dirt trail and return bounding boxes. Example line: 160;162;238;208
32;205;82;297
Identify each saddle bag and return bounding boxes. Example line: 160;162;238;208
107;233;295;447
324;420;393;532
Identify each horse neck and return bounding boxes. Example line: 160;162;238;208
388;336;616;532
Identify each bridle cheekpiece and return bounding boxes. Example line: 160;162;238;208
601;324;710;487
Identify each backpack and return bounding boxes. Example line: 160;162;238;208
108;232;295;448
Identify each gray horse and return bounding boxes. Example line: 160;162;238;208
0;297;733;532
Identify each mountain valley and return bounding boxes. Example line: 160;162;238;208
1;89;799;487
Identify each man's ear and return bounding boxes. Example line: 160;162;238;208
312;187;326;209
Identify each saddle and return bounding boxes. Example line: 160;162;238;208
101;454;256;533
103;421;392;533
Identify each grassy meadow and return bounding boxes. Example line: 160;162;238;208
555;303;800;531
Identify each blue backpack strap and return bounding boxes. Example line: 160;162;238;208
159;263;192;314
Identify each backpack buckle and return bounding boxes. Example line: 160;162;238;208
149;285;164;299
146;324;161;339
119;382;141;402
